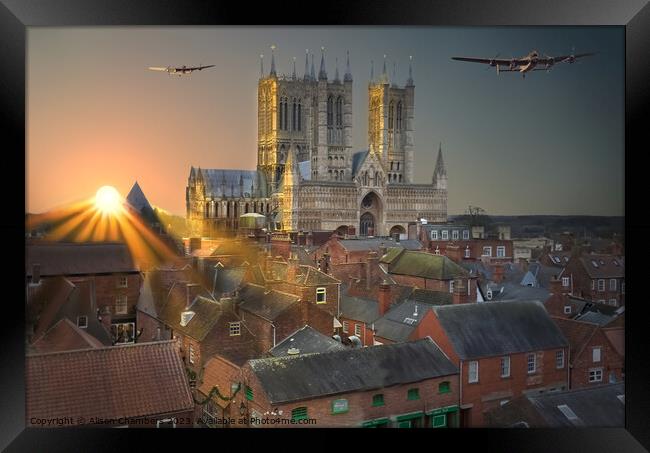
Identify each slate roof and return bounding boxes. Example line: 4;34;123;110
382;249;468;280
432;300;568;359
351;150;369;176
26;242;139;276
340;295;380;324
26;341;194;425
237;284;300;321
578;254;625;279
266;261;340;286
248;338;458;404
338;238;422;252
31;318;104;353
481;280;551;303
195;168;269;198
269;325;346;357
373;296;449;343
574;303;624;326
408;288;453;305
125;181;154;214
158;283;223;341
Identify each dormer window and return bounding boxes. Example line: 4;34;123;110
229;322;241;336
316;287;327;304
117;276;128;288
180;311;195;327
77;316;88;329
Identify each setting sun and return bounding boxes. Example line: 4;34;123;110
95;185;122;215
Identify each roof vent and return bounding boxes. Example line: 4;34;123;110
287;347;300;355
180;310;195;327
486;289;493;300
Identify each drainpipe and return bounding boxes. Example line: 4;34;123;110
272;322;276;348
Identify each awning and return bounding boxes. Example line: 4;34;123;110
361;417;390;427
395;411;424;422
426;405;459;416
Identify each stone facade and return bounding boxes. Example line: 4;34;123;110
187;50;448;237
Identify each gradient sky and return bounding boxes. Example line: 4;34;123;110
27;26;624;216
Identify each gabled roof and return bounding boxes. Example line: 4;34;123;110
158;283;223;341
338;237;422;252
197;169;268;198
574;303;624;326
238;284;300;321
265;261;340;286
577;254;625;279
248;338;458;404
26;242;139;276
351;150;369;176
269;325;346;357
373;295;449;343
382;249;468;280
433;300;568;359
31;318;103;353
340;295;380;324
552;317;600;363
125;181;154;214
27;341;194;424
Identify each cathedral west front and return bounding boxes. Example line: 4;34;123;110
186;48;448;237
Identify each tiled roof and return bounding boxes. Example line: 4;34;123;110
577;254;625;279
31;318;103;353
26;341;194;425
382;250;468;280
249;338;458;404
433;300;568;359
340;295;380;324
338;238;422;252
269;325;346;357
158;283;223;341
238;284;300;321
26;242;139;276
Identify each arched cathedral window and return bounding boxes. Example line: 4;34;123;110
397;101;403;130
388;101;394;131
292;98;297;131
297;99;302;131
335;96;343;126
327;96;334;126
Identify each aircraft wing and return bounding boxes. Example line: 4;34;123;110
186;64;215;71
551;52;596;63
452;56;522;66
148;66;168;71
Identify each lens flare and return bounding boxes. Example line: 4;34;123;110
95;186;122;215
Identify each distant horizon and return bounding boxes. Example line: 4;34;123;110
27;27;624;217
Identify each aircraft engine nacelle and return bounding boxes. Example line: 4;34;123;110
509;60;517;70
568;56;576;64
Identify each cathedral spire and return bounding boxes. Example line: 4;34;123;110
304;49;310;80
270;45;277;77
319;47;327;80
370;60;374;83
292;57;297;80
392;61;397;86
334;57;340;82
284;141;299;186
407;55;414;86
310;53;315;80
433;143;448;190
382;54;387;82
260;54;264;78
344;50;353;82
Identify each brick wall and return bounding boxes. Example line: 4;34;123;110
569;330;624;389
87;273;142;315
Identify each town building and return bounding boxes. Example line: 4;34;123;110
561;254;625;306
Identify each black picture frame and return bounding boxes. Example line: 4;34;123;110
2;0;648;451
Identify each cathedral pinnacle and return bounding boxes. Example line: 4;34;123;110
382;54;387;82
310;53;316;80
292;57;297;80
319;47;327;80
370;60;374;83
334;57;340;82
407;55;414;86
260;54;264;78
392;61;397;87
304;49;310;80
433;143;447;189
344;50;353;82
270;45;277;77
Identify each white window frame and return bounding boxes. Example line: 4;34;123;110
115;295;128;314
354;323;362;336
468;360;479;383
482;246;492;257
449;280;454;293
609;299;617;306
431;230;438;240
452;230;459;240
229;322;241;337
564;306;572;315
496;246;506;258
556;350;565;369
609;279;617;291
316;287;327;304
342;321;349;334
117;275;128;288
77;315;88;329
500;356;511;378
589;368;603;383
527;353;536;374
592;347;601;363
597;279;605;292
562;277;570;287
463;230;470;240
464;247;471;258
189;344;195;364
591;280;595;290
441;230;449;240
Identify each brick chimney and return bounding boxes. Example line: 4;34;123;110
518;258;529;273
186;283;202;308
287;252;299;283
445;245;462;263
452;278;468;305
493;263;505;284
378;280;392;315
366;251;379;288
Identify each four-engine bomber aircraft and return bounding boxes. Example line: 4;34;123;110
148;64;215;76
451;50;596;78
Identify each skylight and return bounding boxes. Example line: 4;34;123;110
591;260;599;268
180;310;196;327
404;318;417;325
557;404;579;423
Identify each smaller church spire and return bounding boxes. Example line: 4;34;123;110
370;60;374;83
319;47;327;80
284;141;299;186
334;57;340;82
344;50;352;82
382;54;387;82
269;45;277;77
304;49;310;80
260;54;264;78
433;143;448;190
392;61;397;87
310;53;316;80
292;57;297;80
407;55;414;86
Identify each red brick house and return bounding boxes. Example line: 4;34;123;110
240;339;460;428
561;254;625;306
552;317;624;389
26;341;195;427
313;236;422;267
417;224;514;263
427;300;569;427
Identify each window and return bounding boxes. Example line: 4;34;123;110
188;344;195;364
432;414;446;428
438;381;451;393
407;388;420;400
77;316;88;329
598;299;606;304
396;102;403;130
463;230;470;240
592;347;601;363
591;280;595;290
372;394;385;407
564;306;572;315
245;386;254;401
589;368;603;383
431;230;438;240
609;279;617;291
316;287;327;304
609;299;617;306
354;324;362;336
229;322;241;336
449;280;454;293
115;295;128;314
468;361;479;383
496;246;506;257
597;279;605;292
388;101;394;130
452;230;459;240
557;404;579;423
464;247;471;258
342;321;349;333
291;407;308;421
482;246;492;257
556;350;565;369
110;322;135;344
527;353;536;374
117;276;128;288
441;230;449;240
156;418;176;428
501;356;511;378
562;277;570;287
